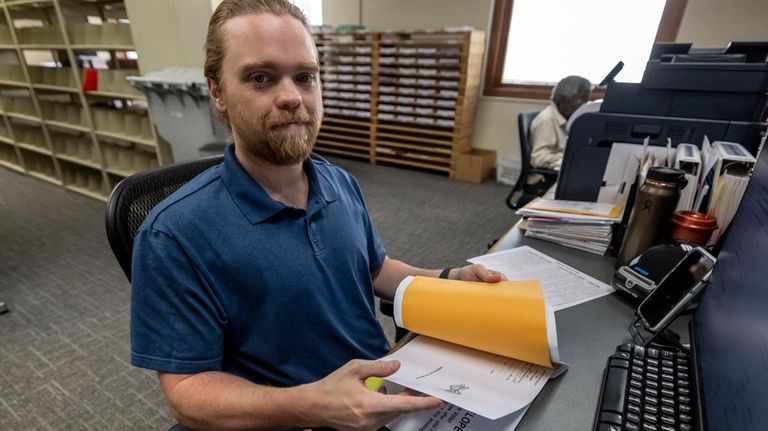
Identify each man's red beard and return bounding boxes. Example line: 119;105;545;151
231;106;321;166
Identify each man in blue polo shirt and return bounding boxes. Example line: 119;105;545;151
130;1;503;429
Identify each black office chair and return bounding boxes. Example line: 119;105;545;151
505;111;559;209
106;154;226;281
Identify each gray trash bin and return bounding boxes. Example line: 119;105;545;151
128;67;230;162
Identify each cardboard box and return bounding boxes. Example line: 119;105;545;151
453;149;497;183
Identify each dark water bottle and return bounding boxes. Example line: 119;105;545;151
617;167;688;266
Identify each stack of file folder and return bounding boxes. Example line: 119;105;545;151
516;198;623;255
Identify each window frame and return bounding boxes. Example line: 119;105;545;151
482;0;688;99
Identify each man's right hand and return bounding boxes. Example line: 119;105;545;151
301;359;444;430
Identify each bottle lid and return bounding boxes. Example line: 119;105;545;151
647;166;686;183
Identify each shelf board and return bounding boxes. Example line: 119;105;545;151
19;44;67;50
376;140;453;155
317;131;370;144
27;170;62;185
323;115;371;126
0;135;14;145
85;90;146;100
315;138;371;152
320;124;370;135
0;79;30;88
376;122;455;137
104;166;136;177
70;44;135;51
314;146;371;160
16;142;51;155
376;131;452;147
33;83;79;93
55;153;100;170
95;130;156;149
0;45;17;50
5;0;54;6
0;158;24;172
6;112;42;123
65;184;107;202
44;120;91;133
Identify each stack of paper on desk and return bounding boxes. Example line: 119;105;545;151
383;276;566;430
515;198;623;255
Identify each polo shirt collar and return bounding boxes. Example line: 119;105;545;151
220;144;338;224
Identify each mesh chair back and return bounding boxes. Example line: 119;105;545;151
105;155;225;281
517;110;539;178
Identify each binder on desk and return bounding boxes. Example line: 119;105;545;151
674;143;702;211
698;140;756;244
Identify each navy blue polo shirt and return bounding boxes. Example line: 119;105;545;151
130;145;390;387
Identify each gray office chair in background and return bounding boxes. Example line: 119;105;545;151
505;110;559;209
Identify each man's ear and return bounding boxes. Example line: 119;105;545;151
207;77;226;113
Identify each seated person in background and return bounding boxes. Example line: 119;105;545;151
528;75;591;193
129;1;503;430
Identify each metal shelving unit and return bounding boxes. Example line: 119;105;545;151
0;0;163;201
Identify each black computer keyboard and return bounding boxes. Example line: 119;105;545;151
593;343;695;431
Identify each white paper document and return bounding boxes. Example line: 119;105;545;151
468;246;613;310
383;336;557;420
387;401;530;431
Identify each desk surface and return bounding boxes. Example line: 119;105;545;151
491;227;634;430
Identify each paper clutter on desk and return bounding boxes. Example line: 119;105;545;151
515;198;622;255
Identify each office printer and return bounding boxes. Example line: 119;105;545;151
556;41;768;202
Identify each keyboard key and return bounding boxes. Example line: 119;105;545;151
630;387;642;397
662;366;674;375
680;404;692;414
626;421;640;431
633;346;645;359
678;372;690;380
648;365;659;374
661;381;674;390
619;343;632;353
680;413;693;423
629;395;641;405
599;366;628;414
632;372;643;381
661;415;675;426
597;423;622;431
633;359;645;368
647;380;659;389
662;359;674;367
642;423;658;431
680;423;693;431
647;347;659;358
661;389;674;398
661;397;675;407
679;395;691;404
645;404;658;415
631;379;643;389
661;424;675;431
648;372;659;381
600;412;623;425
645;395;659;405
661;405;675;416
676;364;688;373
609;358;630;369
679;387;690;396
644;413;658;424
627;412;640;423
662;350;674;359
678;379;690;388
627;403;641;414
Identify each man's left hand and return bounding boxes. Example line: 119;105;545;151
453;264;506;282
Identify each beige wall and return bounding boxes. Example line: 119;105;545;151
324;0;768;159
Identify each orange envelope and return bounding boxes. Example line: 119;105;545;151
398;276;552;368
